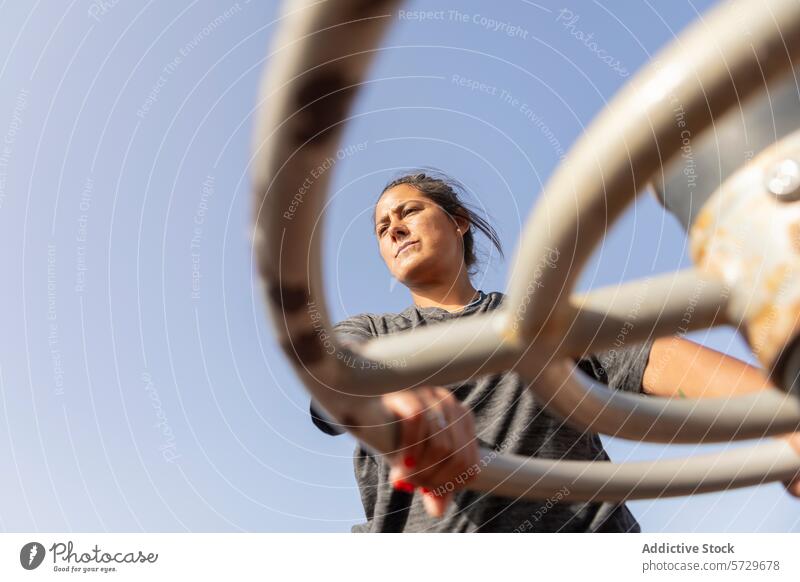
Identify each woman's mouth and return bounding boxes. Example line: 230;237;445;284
396;241;418;257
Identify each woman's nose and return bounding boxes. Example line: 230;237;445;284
389;222;409;239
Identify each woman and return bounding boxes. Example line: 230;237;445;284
310;171;800;533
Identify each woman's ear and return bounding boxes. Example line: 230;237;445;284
454;214;470;234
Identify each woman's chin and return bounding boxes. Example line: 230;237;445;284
393;257;435;285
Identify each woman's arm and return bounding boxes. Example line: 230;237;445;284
642;336;800;496
643;336;772;398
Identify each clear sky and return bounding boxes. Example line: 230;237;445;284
0;0;797;532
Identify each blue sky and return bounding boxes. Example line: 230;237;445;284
0;0;797;532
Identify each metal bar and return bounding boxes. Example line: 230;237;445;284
474;440;800;501
520;359;800;443
503;0;800;342
255;0;800;499
252;0;405;456
559;269;731;356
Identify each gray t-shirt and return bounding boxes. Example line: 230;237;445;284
310;290;654;533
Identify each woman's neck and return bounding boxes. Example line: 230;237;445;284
409;278;479;313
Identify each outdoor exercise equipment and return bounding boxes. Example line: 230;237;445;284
253;0;800;501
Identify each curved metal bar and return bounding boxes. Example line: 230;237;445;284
254;0;800;500
524;269;800;443
252;0;406;455
475;439;800;501
504;0;800;448
522;360;800;444
559;269;732;356
503;0;800;340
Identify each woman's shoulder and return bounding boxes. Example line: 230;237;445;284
336;307;420;338
333;290;506;339
471;290;505;313
332;308;416;340
334;303;432;339
332;312;380;342
485;290;506;305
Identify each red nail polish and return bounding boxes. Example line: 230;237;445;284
420;487;430;494
392;479;415;493
403;455;416;468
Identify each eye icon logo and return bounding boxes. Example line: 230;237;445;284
20;542;46;570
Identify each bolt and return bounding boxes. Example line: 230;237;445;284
767;158;800;201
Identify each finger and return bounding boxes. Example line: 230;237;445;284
780;434;800;498
415;392;456;479
407;395;464;487
444;415;480;490
422;490;452;518
448;394;478;463
785;477;800;498
382;391;427;474
784;432;800;455
400;388;443;474
418;441;477;494
427;398;468;484
387;388;445;485
432;387;475;464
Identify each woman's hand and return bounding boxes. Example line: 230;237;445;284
380;386;480;518
782;432;800;497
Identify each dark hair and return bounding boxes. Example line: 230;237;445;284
375;169;504;275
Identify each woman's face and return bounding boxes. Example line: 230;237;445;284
374;184;468;285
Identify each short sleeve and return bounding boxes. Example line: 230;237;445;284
310;400;346;436
308;314;376;436
332;314;375;345
574;339;654;394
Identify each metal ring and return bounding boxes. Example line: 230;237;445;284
255;0;800;501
